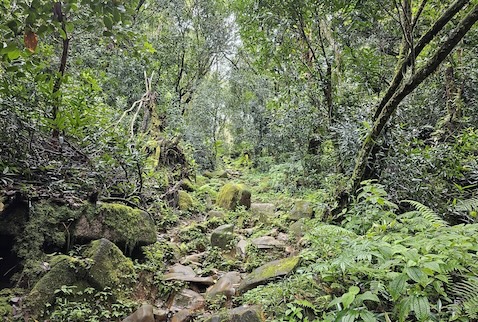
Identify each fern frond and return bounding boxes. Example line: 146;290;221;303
455;197;478;213
401;200;449;227
449;277;478;318
313;224;357;238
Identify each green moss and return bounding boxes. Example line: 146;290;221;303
178;190;194;211
27;255;82;313
83;238;135;291
98;203;156;252
12;201;82;268
217;183;251;210
0;289;14;318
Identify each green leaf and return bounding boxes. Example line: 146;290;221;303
389;274;408;300
65;22;74;33
411;296;430;321
356;291;380;303
349;286;360;295
103;15;113;30
405;267;427;286
7;48;21;60
360;310;377;322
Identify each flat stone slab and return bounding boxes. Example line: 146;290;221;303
238;257;300;293
251;236;284;249
163;264;214;285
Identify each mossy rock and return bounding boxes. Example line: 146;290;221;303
27;239;135;315
289;200;313;220
178;190;194;211
238;257;300;293
27;255;83;313
216;183;251;210
83;238;135;290
180;179;196;192
210;224;236;250
73;203;156;254
204;170;228;179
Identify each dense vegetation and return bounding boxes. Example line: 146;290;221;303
1;0;478;321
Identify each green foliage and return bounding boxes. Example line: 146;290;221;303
342;181;398;234
47;286;136;321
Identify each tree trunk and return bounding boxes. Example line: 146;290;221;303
351;3;478;193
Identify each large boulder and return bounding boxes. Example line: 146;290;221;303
27;255;82;312
27;239;135;313
238;257;300;293
83;238;135;290
216;184;251;210
73;203;156;254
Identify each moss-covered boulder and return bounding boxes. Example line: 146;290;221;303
27;239;135;314
178;190;194;211
73;203;156;253
289;201;313;220
210;224;236;250
238;257;300;293
83;238;135;290
216;183;251;210
27;255;83;313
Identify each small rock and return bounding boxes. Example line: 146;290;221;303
180;252;206;265
206;305;264;322
171;309;192;322
153;308;169;321
172;289;205;311
277;233;288;242
206;272;241;299
290;218;309;238
238;257;300;293
211;224;235;250
289;201;313;220
230;305;264;322
251;203;276;222
236;239;248;258
207;210;225;219
121;304;154;322
251;236;284;249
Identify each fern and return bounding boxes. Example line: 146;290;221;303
401;200;449;227
311;224;358;238
455;197;478;213
449;277;478;318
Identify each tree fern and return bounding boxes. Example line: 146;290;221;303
401;200;449;227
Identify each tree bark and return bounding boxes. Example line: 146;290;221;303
373;0;470;121
351;3;478;193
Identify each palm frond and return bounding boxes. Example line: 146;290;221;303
401;200;449;227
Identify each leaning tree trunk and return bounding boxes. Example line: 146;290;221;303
350;3;478;193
